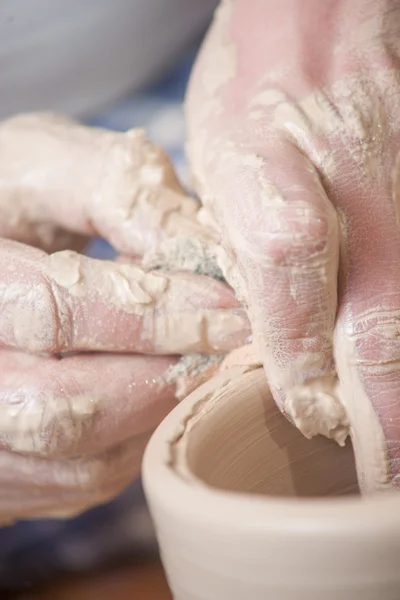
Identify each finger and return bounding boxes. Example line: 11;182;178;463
0;349;179;459
333;145;400;492
0;113;216;256
0;238;250;355
203;139;347;444
0;434;150;521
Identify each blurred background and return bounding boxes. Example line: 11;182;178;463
0;0;217;119
0;1;218;597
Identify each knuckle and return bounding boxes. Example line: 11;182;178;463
266;204;330;252
4;279;54;353
346;308;400;373
238;203;331;269
0;388;49;455
1;385;98;458
46;278;72;353
6;274;71;354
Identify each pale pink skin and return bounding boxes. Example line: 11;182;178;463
187;0;400;481
0;246;248;518
0;161;251;519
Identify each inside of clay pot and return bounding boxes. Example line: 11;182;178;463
184;371;360;498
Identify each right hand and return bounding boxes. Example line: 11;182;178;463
186;0;400;491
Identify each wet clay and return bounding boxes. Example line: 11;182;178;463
0;112;215;254
143;358;400;600
165;353;224;401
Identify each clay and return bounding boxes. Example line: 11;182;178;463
165;353;224;401
143;358;400;600
0;112;215;254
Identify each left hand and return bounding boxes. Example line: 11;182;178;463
0;113;250;520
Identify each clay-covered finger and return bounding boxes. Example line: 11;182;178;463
0;238;249;355
0;112;214;256
201;140;346;444
333;160;400;492
0;434;151;521
0;349;184;459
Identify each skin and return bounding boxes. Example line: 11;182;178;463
0;118;250;522
4;0;399;519
186;0;400;484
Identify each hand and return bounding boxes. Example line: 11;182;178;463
0;113;250;520
186;0;400;491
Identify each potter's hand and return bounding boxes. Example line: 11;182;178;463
186;0;400;489
0;114;249;521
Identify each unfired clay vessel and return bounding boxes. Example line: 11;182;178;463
143;357;400;599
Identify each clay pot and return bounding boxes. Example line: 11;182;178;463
143;364;400;600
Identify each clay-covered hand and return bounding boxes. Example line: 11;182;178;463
186;0;400;490
0;114;250;521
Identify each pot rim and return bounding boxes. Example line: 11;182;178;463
143;366;400;540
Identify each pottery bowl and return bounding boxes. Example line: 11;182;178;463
143;366;400;599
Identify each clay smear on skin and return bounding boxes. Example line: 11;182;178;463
47;251;169;315
334;328;392;493
0;388;98;456
0;113;212;253
248;69;397;181
200;144;345;447
52;251;249;355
